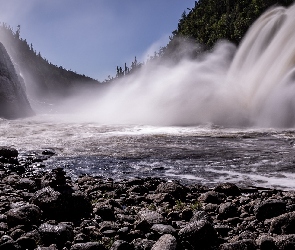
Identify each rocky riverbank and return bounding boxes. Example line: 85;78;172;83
0;146;295;250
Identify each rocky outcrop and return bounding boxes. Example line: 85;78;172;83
0;42;33;119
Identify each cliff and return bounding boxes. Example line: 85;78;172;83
0;42;33;119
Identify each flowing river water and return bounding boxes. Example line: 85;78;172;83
1;115;295;190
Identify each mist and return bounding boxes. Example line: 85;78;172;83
36;4;295;128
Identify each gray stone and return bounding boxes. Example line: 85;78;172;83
151;234;177;250
198;191;225;204
220;239;256;250
6;204;41;227
178;219;217;247
213;183;241;196
270;211;295;234
38;222;74;247
151;224;176;235
110;240;133;250
218;202;239;219
155;181;188;200
254;199;286;221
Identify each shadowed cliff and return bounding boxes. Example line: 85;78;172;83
0;42;33;119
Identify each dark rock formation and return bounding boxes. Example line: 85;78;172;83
0;42;33;119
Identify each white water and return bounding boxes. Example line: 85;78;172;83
51;4;295;128
3;5;295;189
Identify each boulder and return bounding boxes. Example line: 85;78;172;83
155;181;188;200
198;191;225;204
270;211;295;234
213;183;241;196
70;242;106;250
6;204;41;227
254;199;286;221
220;239;256;250
218;202;239;220
178;219;218;248
0;147;18;158
151;234;177;250
38;222;74;248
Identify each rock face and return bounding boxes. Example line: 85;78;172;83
0;42;33;119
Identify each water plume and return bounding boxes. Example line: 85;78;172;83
59;3;295;128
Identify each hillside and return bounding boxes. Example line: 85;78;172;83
164;0;294;58
0;23;100;105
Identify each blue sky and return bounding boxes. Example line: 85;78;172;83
0;0;196;81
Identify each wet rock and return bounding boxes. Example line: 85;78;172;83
15;178;37;192
132;238;155;250
218;202;239;220
151;234;177;250
213;183;241;197
151;224;176;236
155;181;188;200
6;204;41;227
273;234;295;249
220;239;256;250
146;193;174;205
110;240;133;250
94;203;115;221
70;242;106;250
178;219;217;248
38;222;74;248
137;210;166;225
0;147;18;159
15;236;36;250
270;211;295;234
254;199;286;221
30;187;92;222
198;191;225;204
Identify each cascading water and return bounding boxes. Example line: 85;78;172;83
227;4;295;127
58;3;295;128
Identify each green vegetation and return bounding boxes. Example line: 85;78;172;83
166;0;293;52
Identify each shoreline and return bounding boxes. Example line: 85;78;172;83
1;146;295;249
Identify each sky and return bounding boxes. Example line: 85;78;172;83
0;0;196;81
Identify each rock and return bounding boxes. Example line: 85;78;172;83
30;187;61;219
38;222;74;248
254;199;286;221
220;239;256;250
146;193;174;205
15;178;37;192
151;224;176;235
94;203;115;221
178;219;217;248
155;181;188;200
218;202;239;220
213;183;241;196
0;147;18;158
30;187;92;222
273;234;295;249
0;42;33;119
270;211;295;234
198;191;225;204
132;238;155;250
70;242;106;250
151;234;177;250
110;240;133;250
137;210;166;225
6;204;41;227
15;236;36;250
